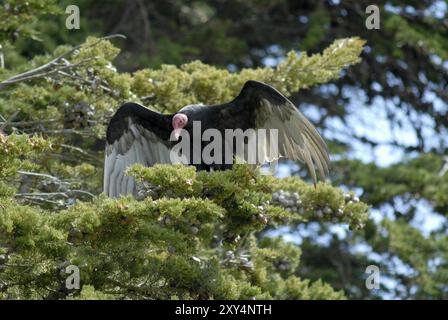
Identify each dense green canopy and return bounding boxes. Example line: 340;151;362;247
0;0;447;299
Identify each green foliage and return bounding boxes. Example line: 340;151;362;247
131;37;365;113
374;219;448;299
0;18;368;298
2;0;446;301
327;153;448;298
301;8;331;51
26;0;444;300
0;169;361;299
0;133;51;196
0;34;364;204
129;164;369;233
0;0;61;42
334;154;448;211
384;14;448;60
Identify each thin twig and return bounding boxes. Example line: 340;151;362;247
59;144;103;164
69;189;96;198
59;143;93;157
0;34;126;89
16;192;69;198
0;59;93;88
0;110;20;132
15;196;63;206
57;70;113;93
0;119;58;127
37;128;92;135
17;170;59;181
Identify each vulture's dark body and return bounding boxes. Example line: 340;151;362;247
104;80;329;198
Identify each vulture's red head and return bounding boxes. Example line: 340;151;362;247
172;113;188;140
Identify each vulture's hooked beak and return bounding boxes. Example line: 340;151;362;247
172;113;188;141
173;128;182;140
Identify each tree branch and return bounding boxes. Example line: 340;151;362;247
0;34;126;90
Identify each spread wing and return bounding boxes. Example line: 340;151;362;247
209;80;330;183
104;102;173;198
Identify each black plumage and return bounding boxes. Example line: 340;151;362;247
104;80;330;197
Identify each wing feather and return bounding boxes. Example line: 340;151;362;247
218;80;330;183
104;103;173;198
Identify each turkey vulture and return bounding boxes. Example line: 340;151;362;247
104;80;330;197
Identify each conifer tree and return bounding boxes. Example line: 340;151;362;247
1;0;447;299
0;1;372;299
